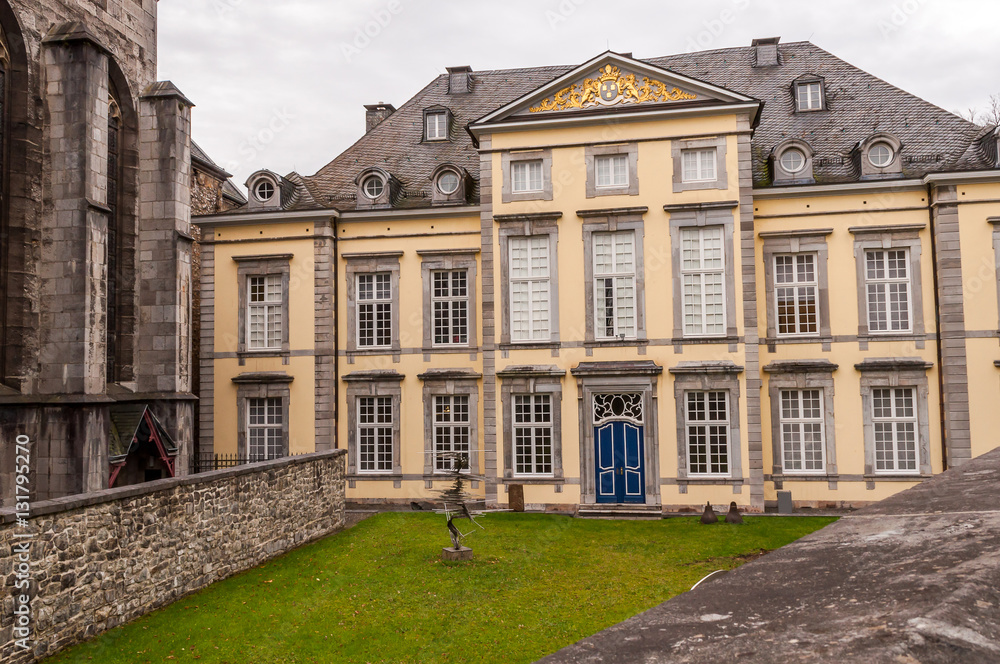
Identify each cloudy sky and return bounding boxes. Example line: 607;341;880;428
158;0;1000;190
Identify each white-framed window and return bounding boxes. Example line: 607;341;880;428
511;160;543;193
358;396;393;473
248;274;283;349
247;397;283;461
434;395;470;473
681;227;725;336
775;254;819;336
357;273;392;347
593;231;636;340
253;179;275;202
425;111;448;140
872;387;918;473
432;269;469;346
595;154;628;188
686;391;730;476
681;148;717;183
865;249;912;333
362;175;385;199
509;236;551;342
513;394;553;476
436;170;460;195
779;389;825;473
796;82;823;111
868;143;894;168
779;148;806;174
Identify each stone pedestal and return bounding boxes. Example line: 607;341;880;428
442;546;473;562
508;484;525;512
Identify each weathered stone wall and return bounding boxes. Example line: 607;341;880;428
0;449;347;663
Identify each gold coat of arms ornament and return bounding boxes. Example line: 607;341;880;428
529;65;697;113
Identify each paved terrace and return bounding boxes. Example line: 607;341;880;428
541;447;1000;663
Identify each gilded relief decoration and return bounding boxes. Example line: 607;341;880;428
529;65;697;113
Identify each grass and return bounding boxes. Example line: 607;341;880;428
47;513;835;664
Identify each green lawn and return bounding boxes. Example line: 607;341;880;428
47;513;835;664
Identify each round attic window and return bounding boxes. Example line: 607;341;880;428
868;143;894;168
254;179;275;202
362;175;385;199
437;171;460;195
779;148;806;174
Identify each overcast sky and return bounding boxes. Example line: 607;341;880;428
158;0;1000;190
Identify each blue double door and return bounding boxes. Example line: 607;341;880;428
595;421;645;504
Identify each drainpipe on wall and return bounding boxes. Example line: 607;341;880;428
333;214;340;449
927;182;948;472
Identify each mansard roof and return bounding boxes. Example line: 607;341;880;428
251;41;992;213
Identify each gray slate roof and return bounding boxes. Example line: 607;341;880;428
264;41;994;213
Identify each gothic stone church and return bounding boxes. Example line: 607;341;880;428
0;0;219;505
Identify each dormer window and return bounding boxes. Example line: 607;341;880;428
771;139;815;184
362;174;385;199
436;170;460;195
793;76;826;112
857;133;903;179
868;142;894;168
779;148;806;174
425;110;449;141
254;180;275;202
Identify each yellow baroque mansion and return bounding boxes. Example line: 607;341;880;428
195;38;1000;513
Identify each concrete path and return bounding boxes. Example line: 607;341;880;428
540;447;1000;663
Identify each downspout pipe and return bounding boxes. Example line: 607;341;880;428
927;182;948;472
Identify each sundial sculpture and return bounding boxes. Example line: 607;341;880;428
436;452;485;561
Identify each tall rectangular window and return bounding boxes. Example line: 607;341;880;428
775;254;818;336
247;397;283;461
872;387;918;473
866;249;911;333
513;394;553;476
681;149;717;182
595;154;628;188
686;391;730;476
593;231;636;339
681;227;725;336
358;396;393;472
432;270;469;345
434;395;470;472
357;273;392;347
248;275;283;349
779;389;825;472
509;236;551;342
511;160;543;193
425;111;447;140
796;82;823;110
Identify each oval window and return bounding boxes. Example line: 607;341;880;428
254;179;275;202
362;175;385;199
868;143;894;168
779;148;806;174
437;171;460;195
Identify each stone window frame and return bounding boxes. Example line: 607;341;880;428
418;248;479;352
760;229;833;346
430;163;469;206
857;133;904;180
669;362;745;489
850;224;926;348
771;138;816;185
666;203;738;342
585;143;639;198
580;210;647;344
344;251;402;356
496;213;561;348
498;366;566;484
233;373;293;461
234;254;292;361
344;371;404;481
501;149;553;203
354;167;397;210
990;217;1000;332
762;360;839;488
418;369;481;479
672;136;729;193
856;359;933;480
572;363;662;506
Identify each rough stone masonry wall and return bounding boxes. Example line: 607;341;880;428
0;449;346;663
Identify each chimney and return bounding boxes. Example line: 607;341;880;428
752;37;781;67
364;102;396;133
447;66;473;94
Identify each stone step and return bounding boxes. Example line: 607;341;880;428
576;505;663;520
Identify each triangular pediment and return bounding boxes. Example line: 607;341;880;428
473;52;759;130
